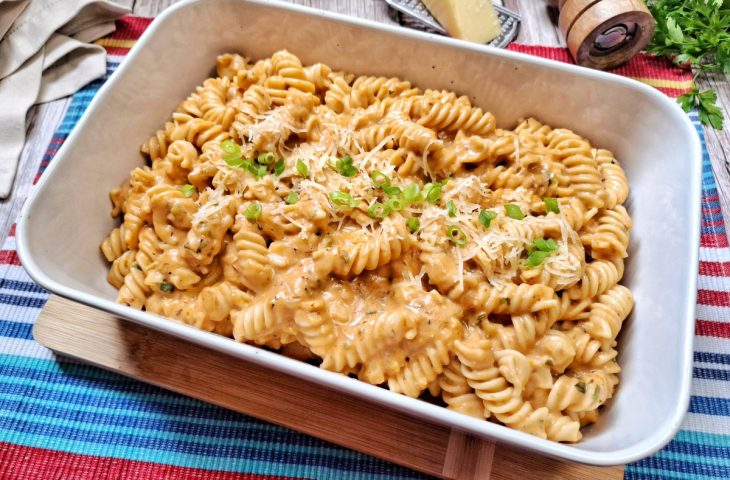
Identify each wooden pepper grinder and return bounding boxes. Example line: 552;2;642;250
546;0;655;70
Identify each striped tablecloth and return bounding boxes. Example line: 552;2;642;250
1;16;727;480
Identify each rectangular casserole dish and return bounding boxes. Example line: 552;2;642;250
17;0;702;466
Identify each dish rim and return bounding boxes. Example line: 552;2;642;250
16;0;702;466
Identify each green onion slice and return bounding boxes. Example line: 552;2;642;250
544;197;560;214
407;217;420;233
479;210;497;228
447;200;457;217
220;140;240;156
286;191;299;204
382;185;401;196
525;250;550;267
159;280;175;293
296;159;309;178
244;202;262;221
368;202;391;219
224;153;246;168
257;151;275;165
370;171;390;188
504;204;525;220
424;182;443;204
330;191;354;207
179;184;197;198
273;158;285;176
447;225;467;246
387;197;405;212
402;183;422;203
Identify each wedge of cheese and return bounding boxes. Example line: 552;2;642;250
422;0;501;44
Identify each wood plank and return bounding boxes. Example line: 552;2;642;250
34;295;624;480
504;0;563;47
0;99;69;247
697;72;730;227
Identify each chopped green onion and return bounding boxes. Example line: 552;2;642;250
159;280;175;293
257;151;275;165
447;225;467;246
544;197;560;214
575;382;587;394
479;210;497;228
504;204;525;220
273;158;285;176
424;182;443;203
252;164;267;179
525;250;550;267
286;191;299;204
382;185;401;196
370;171;390;188
179;184;197;198
387;197;405;212
296;159;309;178
407;217;420;233
447;200;457;217
368;202;391;219
220;140;240;156
532;237;559;253
402;183;422;203
330;191;355;207
224;153;246;168
244;202;262;221
336;156;357;177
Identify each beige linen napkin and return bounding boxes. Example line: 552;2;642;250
0;0;129;198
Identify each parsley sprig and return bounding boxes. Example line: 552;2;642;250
646;0;729;129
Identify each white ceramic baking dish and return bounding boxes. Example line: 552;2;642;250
17;0;701;466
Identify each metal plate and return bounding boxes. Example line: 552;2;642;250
385;0;521;49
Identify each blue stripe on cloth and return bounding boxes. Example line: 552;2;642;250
695;352;730;366
0;279;46;294
694;367;730;382
0;319;32;340
0;292;45;309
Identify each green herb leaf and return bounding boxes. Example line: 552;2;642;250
180;184;197;198
575;382;587;394
447;225;467;246
382;185;401;196
244;202;262;221
504;204;525;220
160;280;175;293
286;191;299;204
296;159;309;178
407;217;420;233
646;0;730;129
544;197;560;214
478;210;497;228
446;200;457;217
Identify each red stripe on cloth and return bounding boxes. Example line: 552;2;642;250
106;16;154;39
8;224;15;237
696;320;730;339
105;47;134;56
699;261;730;277
0;442;308;480
0;250;20;266
701;233;730;248
698;289;730;307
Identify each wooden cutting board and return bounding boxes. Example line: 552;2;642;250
33;295;624;480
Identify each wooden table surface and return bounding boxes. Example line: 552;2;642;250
7;0;728;252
